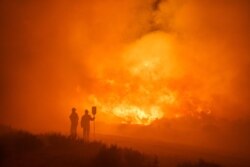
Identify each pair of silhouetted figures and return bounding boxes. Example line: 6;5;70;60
69;107;95;140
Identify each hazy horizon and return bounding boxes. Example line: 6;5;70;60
1;1;249;165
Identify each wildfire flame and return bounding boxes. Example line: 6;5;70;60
82;32;212;125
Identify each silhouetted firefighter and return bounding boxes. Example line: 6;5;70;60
69;107;79;139
81;109;95;141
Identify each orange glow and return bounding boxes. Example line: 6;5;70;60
1;2;249;159
1;2;250;165
81;32;179;125
79;31;216;125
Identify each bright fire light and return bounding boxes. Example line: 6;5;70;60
80;31;214;125
84;32;183;125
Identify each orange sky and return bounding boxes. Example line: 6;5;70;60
0;0;249;144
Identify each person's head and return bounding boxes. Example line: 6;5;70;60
84;109;89;115
72;107;76;113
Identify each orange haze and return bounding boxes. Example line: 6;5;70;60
1;0;250;156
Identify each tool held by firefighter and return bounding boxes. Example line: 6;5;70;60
92;106;97;138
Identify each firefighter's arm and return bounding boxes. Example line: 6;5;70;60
91;116;95;121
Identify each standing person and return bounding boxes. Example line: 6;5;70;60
81;109;95;141
69;107;79;139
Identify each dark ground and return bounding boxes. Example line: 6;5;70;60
0;125;223;167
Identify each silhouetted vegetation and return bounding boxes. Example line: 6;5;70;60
177;159;220;167
0;125;223;167
0;125;158;167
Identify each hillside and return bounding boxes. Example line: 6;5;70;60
0;125;222;167
0;125;158;167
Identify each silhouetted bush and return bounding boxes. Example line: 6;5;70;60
177;159;220;167
0;144;4;166
93;144;158;167
0;127;158;167
0;131;43;153
94;145;122;167
41;133;72;148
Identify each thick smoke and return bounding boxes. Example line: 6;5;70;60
0;0;249;135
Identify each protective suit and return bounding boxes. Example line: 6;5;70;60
69;108;79;139
81;110;95;141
